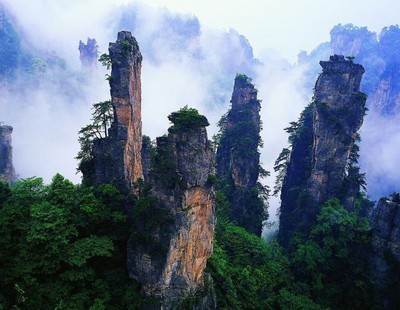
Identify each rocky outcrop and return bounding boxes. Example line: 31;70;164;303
308;55;365;207
302;24;400;116
79;38;98;72
128;111;216;308
92;31;143;193
278;55;366;248
216;74;265;235
371;195;400;309
0;124;16;183
86;33;215;307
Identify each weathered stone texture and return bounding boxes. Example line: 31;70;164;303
308;55;365;207
128;122;216;308
278;55;366;247
92;31;143;192
216;75;264;235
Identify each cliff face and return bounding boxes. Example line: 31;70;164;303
216;75;265;235
92;31;143;193
0;124;15;183
278;55;366;247
371;196;400;309
308;56;365;207
127;114;216;308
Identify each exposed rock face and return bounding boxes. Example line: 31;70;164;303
127;118;216;308
369;63;400;115
216;75;265;235
308;55;365;207
302;24;400;116
278;55;366;248
371;196;400;309
92;31;143;192
78;38;98;72
0;124;15;183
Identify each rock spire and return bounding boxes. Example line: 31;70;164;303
278;55;366;247
92;31;143;193
216;74;265;235
128;108;216;308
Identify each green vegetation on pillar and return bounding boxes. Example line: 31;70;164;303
216;74;269;236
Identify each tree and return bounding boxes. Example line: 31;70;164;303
291;199;375;309
167;105;209;132
76;100;113;176
0;174;140;309
98;53;112;70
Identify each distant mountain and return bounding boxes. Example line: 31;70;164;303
299;23;400;199
300;23;400;115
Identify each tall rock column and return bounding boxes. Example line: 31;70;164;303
128;109;216;308
308;55;365;206
0;124;16;183
371;195;400;309
278;55;366;247
92;31;143;192
216;74;265;235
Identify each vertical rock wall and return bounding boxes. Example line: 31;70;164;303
308;55;365;207
92;31;143;192
278;55;366;247
128;120;216;308
216;75;264;235
0;124;15;183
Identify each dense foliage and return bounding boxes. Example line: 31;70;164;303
167;105;210;132
76;100;113;185
291;198;375;309
208;192;321;309
0;175;141;309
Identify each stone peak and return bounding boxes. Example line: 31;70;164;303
116;31;137;44
231;74;258;109
319;54;365;75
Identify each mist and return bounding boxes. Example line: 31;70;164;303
0;0;262;184
2;0;399;242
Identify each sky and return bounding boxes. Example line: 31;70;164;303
122;0;399;62
5;0;400;63
1;0;400;233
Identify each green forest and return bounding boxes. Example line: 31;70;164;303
0;174;379;309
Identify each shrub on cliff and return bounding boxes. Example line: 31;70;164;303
168;105;209;132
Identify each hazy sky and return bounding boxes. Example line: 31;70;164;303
123;0;399;62
5;0;400;63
